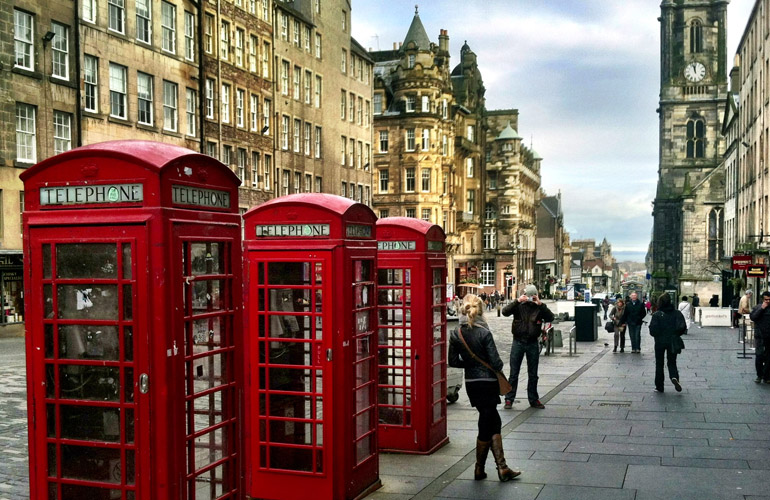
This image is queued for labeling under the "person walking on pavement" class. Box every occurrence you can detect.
[448,294,521,482]
[749,291,770,384]
[621,291,647,353]
[678,296,692,332]
[709,294,719,307]
[501,284,554,410]
[649,292,686,393]
[691,293,700,323]
[609,298,626,353]
[739,289,753,317]
[602,296,610,320]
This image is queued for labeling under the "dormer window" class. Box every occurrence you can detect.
[408,54,415,68]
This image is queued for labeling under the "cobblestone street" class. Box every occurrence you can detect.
[0,337,29,500]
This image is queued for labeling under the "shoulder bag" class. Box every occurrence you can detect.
[457,328,512,396]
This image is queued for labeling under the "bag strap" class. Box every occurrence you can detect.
[457,326,498,374]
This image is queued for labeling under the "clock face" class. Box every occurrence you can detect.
[684,62,706,82]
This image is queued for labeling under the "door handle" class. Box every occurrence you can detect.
[139,373,150,394]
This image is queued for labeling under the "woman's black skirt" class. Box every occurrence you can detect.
[465,380,500,407]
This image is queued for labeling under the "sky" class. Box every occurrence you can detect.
[352,0,756,262]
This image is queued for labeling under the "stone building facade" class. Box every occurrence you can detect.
[273,0,373,206]
[651,0,728,296]
[536,193,565,297]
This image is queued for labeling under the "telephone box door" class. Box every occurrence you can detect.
[27,225,150,500]
[248,252,333,498]
[173,224,242,500]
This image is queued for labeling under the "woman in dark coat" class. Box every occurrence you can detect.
[449,294,520,482]
[649,293,687,392]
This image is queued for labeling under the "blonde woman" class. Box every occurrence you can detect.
[609,299,626,353]
[448,294,520,482]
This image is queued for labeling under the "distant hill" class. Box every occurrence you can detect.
[613,250,646,264]
[618,261,647,273]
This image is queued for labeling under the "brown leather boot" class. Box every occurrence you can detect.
[490,434,521,482]
[474,439,491,480]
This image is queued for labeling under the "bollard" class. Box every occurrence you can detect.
[497,304,501,317]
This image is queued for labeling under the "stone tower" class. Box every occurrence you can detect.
[651,0,728,292]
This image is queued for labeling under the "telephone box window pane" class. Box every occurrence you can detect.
[59,325,119,360]
[268,288,312,313]
[191,390,224,433]
[192,317,222,349]
[314,290,323,312]
[268,262,311,285]
[57,285,119,320]
[43,244,52,278]
[190,242,224,276]
[60,405,121,442]
[47,403,56,436]
[269,422,312,445]
[378,268,403,285]
[48,482,57,499]
[269,447,313,472]
[314,262,323,284]
[258,262,265,284]
[122,243,132,279]
[433,268,442,285]
[355,386,371,411]
[125,367,134,402]
[126,449,135,484]
[192,279,224,311]
[191,353,228,393]
[268,393,311,417]
[61,484,122,499]
[60,445,122,483]
[124,326,133,361]
[56,244,118,279]
[355,434,373,464]
[126,408,135,443]
[48,443,57,476]
[192,428,225,470]
[405,269,411,285]
[267,367,311,392]
[193,464,225,498]
[123,285,133,320]
[354,285,371,308]
[44,285,53,317]
[269,341,311,365]
[59,365,120,401]
[45,324,54,358]
[315,316,323,340]
[354,260,372,282]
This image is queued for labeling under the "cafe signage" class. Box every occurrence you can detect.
[732,255,753,270]
[746,264,767,277]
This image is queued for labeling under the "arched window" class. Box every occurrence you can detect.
[485,203,497,220]
[708,207,723,261]
[690,20,703,53]
[686,118,705,158]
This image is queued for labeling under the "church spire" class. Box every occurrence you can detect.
[401,5,431,52]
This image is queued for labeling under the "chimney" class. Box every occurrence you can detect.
[439,29,449,53]
[399,42,402,48]
[393,42,397,50]
[730,65,740,95]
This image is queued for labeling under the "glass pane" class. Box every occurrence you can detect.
[125,367,134,403]
[190,390,225,434]
[268,288,312,313]
[56,244,118,279]
[44,285,53,318]
[405,269,411,285]
[60,445,122,483]
[192,316,222,348]
[122,243,132,279]
[60,405,121,442]
[268,341,311,366]
[268,262,311,285]
[192,427,225,470]
[269,446,313,472]
[193,463,226,498]
[190,353,228,394]
[123,285,133,320]
[354,285,371,308]
[57,285,119,320]
[126,408,135,443]
[48,443,57,476]
[59,365,120,401]
[355,386,371,411]
[433,268,442,285]
[126,449,135,484]
[43,244,52,279]
[59,325,119,361]
[355,311,370,334]
[47,403,56,437]
[268,393,311,418]
[354,260,372,282]
[268,367,312,392]
[192,279,224,312]
[124,326,133,361]
[269,421,312,444]
[314,262,323,284]
[45,324,54,358]
[315,316,323,340]
[61,484,122,500]
[191,242,224,276]
[355,434,373,464]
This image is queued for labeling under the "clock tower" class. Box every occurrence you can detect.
[651,0,728,292]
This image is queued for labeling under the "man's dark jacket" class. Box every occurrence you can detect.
[501,300,554,343]
[749,304,770,341]
[649,303,686,343]
[621,299,647,326]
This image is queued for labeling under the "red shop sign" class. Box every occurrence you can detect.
[732,255,753,270]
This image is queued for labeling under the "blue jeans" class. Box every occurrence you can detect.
[506,339,540,404]
[628,323,642,351]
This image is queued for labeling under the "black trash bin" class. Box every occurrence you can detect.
[574,304,598,341]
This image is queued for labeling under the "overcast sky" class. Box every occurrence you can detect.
[352,0,756,261]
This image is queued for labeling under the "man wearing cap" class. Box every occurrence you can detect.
[501,284,554,410]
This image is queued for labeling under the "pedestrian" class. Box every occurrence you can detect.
[501,284,554,410]
[649,292,686,393]
[678,296,692,332]
[609,298,626,353]
[448,294,521,482]
[731,294,741,328]
[739,289,753,316]
[620,291,647,353]
[749,291,770,384]
[602,296,610,320]
[644,298,652,314]
[709,294,719,307]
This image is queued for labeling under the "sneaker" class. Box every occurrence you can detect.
[755,377,762,383]
[672,378,682,392]
[620,348,624,353]
[503,400,513,410]
[530,400,545,409]
[653,388,663,393]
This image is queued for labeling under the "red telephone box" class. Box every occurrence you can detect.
[242,194,380,500]
[375,218,448,454]
[22,140,243,500]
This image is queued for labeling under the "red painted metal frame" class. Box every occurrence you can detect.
[375,218,448,454]
[243,194,381,500]
[22,140,243,500]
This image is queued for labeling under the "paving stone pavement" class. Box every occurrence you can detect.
[3,304,770,499]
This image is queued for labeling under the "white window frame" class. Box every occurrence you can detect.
[136,0,151,43]
[467,189,475,214]
[108,0,125,34]
[221,83,230,123]
[421,129,429,150]
[186,88,197,137]
[466,157,474,177]
[315,33,321,58]
[264,155,272,191]
[250,94,259,131]
[405,168,415,192]
[421,168,430,192]
[281,115,289,150]
[373,94,382,115]
[109,63,128,119]
[304,70,311,104]
[161,1,176,53]
[293,118,301,152]
[263,99,271,134]
[341,49,347,73]
[421,209,431,222]
[483,228,497,250]
[82,0,97,23]
[379,130,388,153]
[220,20,230,60]
[14,10,34,71]
[421,95,429,112]
[249,35,258,72]
[293,65,301,100]
[84,55,98,113]
[205,78,215,118]
[304,122,311,156]
[406,96,415,113]
[15,103,36,163]
[53,111,72,154]
[481,261,495,286]
[204,13,214,54]
[314,75,321,107]
[163,80,178,132]
[293,20,300,46]
[281,60,289,95]
[236,88,245,127]
[314,126,322,158]
[262,42,270,77]
[137,72,154,125]
[184,11,195,61]
[51,23,69,80]
[235,28,244,67]
[406,129,415,151]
